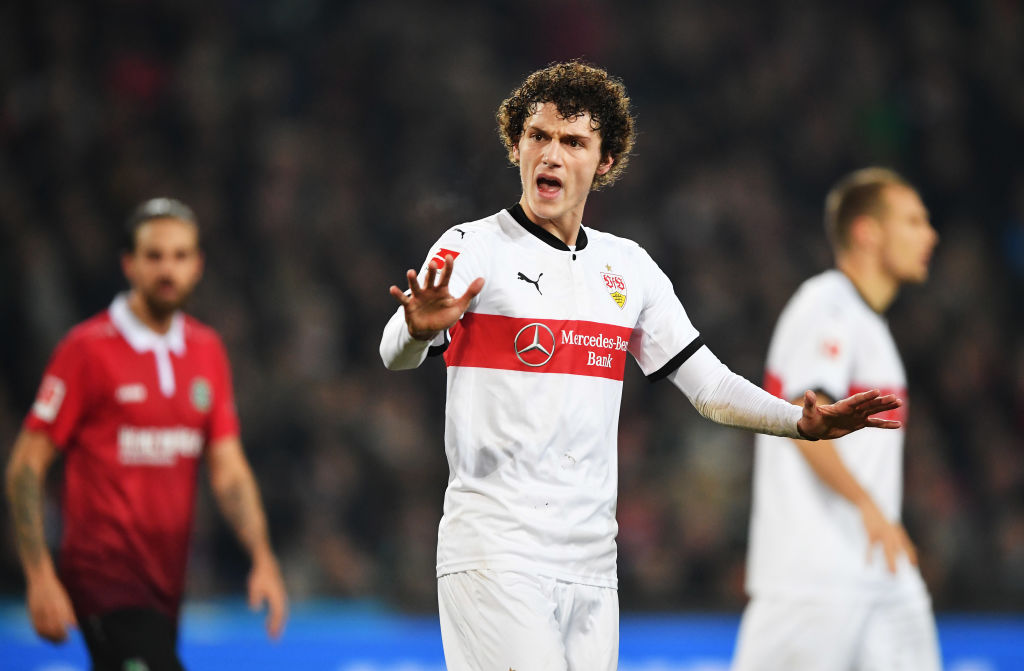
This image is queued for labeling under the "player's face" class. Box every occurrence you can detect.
[123,217,203,318]
[877,185,937,284]
[513,102,614,232]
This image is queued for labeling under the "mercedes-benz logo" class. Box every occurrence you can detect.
[514,323,556,367]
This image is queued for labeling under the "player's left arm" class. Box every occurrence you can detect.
[206,438,288,638]
[787,419,917,572]
[668,346,902,439]
[632,249,900,438]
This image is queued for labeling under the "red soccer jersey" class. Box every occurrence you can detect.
[24,295,239,619]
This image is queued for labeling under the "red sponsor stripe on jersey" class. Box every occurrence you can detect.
[444,313,633,380]
[849,385,908,424]
[763,371,784,399]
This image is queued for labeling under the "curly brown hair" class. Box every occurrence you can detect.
[497,61,635,190]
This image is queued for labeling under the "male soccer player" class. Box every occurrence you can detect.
[380,62,902,671]
[732,168,942,670]
[6,198,288,671]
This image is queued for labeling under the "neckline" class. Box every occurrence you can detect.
[508,203,588,252]
[109,293,186,355]
[831,269,885,316]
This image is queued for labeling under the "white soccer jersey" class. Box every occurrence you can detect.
[745,269,927,599]
[382,205,705,587]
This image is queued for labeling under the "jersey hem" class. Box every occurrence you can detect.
[747,578,930,602]
[437,558,618,589]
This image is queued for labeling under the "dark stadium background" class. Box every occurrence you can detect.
[1,0,1022,668]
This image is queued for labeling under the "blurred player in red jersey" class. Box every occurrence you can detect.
[732,168,941,670]
[5,198,288,671]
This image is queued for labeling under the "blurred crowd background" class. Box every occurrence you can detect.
[1,0,1022,614]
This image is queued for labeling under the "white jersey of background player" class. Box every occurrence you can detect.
[380,62,903,671]
[733,168,942,671]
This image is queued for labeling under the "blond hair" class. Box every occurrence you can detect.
[824,167,912,251]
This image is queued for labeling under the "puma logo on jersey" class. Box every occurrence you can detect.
[454,228,467,238]
[517,272,543,295]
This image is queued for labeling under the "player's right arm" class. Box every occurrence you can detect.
[380,232,485,370]
[788,393,917,573]
[5,429,78,642]
[767,285,914,572]
[389,256,485,341]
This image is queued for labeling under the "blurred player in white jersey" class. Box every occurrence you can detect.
[381,63,905,671]
[733,167,942,671]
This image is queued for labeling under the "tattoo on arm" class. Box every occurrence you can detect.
[8,464,48,567]
[217,476,269,555]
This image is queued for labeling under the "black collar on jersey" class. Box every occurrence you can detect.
[508,203,589,251]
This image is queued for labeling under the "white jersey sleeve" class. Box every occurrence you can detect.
[380,226,487,370]
[669,347,803,438]
[628,247,802,438]
[766,278,854,402]
[627,246,703,377]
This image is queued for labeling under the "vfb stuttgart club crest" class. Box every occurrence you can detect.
[601,267,627,309]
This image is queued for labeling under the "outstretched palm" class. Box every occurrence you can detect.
[797,389,903,440]
[388,255,485,341]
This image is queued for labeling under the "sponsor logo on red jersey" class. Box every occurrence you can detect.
[118,426,204,465]
[446,314,632,380]
[115,383,148,404]
[514,323,555,366]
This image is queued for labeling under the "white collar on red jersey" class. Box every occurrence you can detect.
[109,293,185,397]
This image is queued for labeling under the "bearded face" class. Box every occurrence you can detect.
[123,218,204,320]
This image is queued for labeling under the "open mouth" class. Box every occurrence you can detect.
[536,175,562,196]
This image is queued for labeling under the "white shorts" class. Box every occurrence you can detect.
[731,592,942,671]
[438,570,619,671]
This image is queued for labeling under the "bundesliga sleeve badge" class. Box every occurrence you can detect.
[32,375,66,422]
[601,265,627,309]
[431,248,461,268]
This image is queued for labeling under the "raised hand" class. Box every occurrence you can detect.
[388,255,485,341]
[796,389,902,441]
